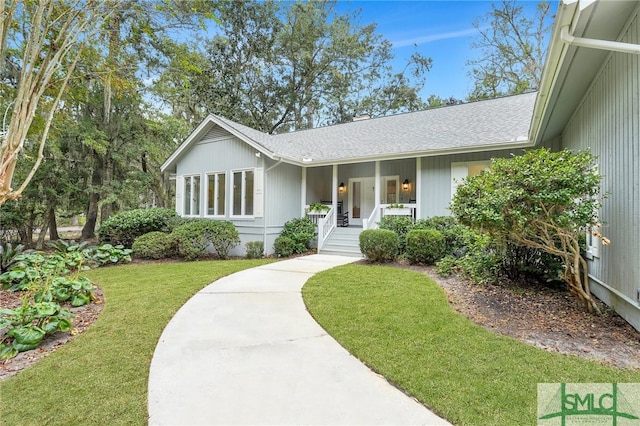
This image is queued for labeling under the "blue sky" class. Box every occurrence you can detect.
[333,1,555,100]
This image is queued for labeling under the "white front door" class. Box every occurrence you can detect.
[348,177,375,226]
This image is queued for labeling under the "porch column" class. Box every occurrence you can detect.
[416,157,421,219]
[332,164,338,227]
[301,167,307,217]
[375,161,380,204]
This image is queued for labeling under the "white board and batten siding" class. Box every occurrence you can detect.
[174,126,304,255]
[559,10,640,329]
[419,148,530,218]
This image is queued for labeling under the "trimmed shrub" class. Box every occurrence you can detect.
[359,229,398,263]
[171,222,209,261]
[274,236,296,257]
[406,229,446,265]
[413,216,469,257]
[169,219,240,260]
[209,221,240,259]
[279,217,317,254]
[378,215,415,254]
[98,208,177,247]
[132,232,175,259]
[245,241,264,259]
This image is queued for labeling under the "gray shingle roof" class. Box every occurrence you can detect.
[214,92,536,165]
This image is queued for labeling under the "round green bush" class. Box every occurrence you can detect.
[359,229,398,263]
[378,215,415,254]
[406,229,446,265]
[414,216,469,257]
[132,232,175,260]
[274,236,296,257]
[170,219,240,260]
[280,217,317,254]
[171,222,210,261]
[98,208,177,247]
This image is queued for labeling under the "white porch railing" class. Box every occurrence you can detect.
[381,203,417,219]
[364,203,417,230]
[306,206,335,250]
[363,203,381,230]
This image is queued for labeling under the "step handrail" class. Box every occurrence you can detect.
[316,207,335,250]
[363,203,381,230]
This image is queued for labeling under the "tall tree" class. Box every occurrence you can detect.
[0,0,117,206]
[466,0,551,100]
[188,0,431,133]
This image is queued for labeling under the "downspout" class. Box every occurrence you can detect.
[263,157,283,256]
[560,26,640,55]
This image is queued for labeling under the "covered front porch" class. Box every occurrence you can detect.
[301,158,421,252]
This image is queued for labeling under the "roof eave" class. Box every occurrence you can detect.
[530,0,581,146]
[295,140,535,167]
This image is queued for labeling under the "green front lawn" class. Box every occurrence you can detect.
[303,264,640,426]
[0,259,273,426]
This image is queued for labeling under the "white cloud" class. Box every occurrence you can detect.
[391,27,481,48]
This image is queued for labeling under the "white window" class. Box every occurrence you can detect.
[231,168,263,217]
[206,172,226,216]
[585,226,600,259]
[451,161,491,199]
[183,175,201,216]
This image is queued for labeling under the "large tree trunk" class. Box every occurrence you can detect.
[35,219,49,250]
[48,205,59,241]
[82,192,100,240]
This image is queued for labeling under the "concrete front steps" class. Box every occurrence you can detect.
[319,226,363,257]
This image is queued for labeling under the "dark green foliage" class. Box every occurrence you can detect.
[132,232,176,260]
[206,221,240,260]
[170,219,240,260]
[0,243,27,274]
[97,208,178,247]
[446,232,501,284]
[171,222,210,261]
[279,217,317,254]
[414,216,469,257]
[359,229,398,263]
[245,241,264,259]
[499,243,563,283]
[274,236,296,257]
[85,244,132,266]
[405,229,446,265]
[451,149,605,311]
[0,301,73,359]
[378,216,415,253]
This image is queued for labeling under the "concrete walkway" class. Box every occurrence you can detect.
[148,254,450,425]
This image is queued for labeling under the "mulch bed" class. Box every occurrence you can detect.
[410,265,640,369]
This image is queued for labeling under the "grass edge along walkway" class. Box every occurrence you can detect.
[0,259,274,426]
[302,263,640,426]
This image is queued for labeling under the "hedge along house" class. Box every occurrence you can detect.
[161,0,639,331]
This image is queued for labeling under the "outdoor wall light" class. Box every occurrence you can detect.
[402,179,410,191]
[339,182,345,193]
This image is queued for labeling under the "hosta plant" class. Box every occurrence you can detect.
[0,300,73,360]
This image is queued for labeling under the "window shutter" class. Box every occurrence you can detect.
[175,175,184,216]
[253,167,264,218]
[450,163,468,200]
